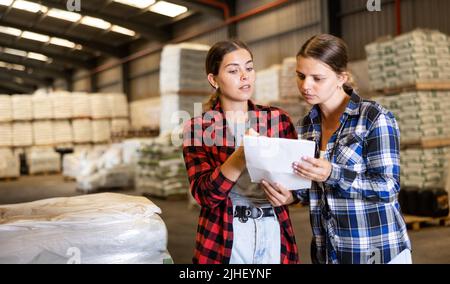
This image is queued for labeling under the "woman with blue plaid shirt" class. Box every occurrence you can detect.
[261,34,411,264]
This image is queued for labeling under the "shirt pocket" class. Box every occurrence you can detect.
[334,133,364,165]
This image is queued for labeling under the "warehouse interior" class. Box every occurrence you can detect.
[0,0,450,264]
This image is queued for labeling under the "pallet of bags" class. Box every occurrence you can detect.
[27,147,60,175]
[72,119,92,143]
[76,144,134,193]
[71,93,91,118]
[90,94,111,119]
[0,148,20,179]
[279,57,299,100]
[32,94,53,120]
[110,118,130,134]
[107,94,129,118]
[159,93,205,134]
[53,120,72,144]
[0,193,173,264]
[254,65,281,104]
[11,95,32,121]
[135,133,189,199]
[52,91,72,119]
[33,120,54,146]
[91,119,110,143]
[160,43,211,93]
[12,122,32,147]
[0,123,12,147]
[0,95,12,122]
[129,97,161,130]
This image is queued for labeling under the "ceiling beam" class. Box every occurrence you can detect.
[34,0,169,41]
[0,40,94,69]
[0,54,68,79]
[0,67,52,86]
[0,19,127,57]
[0,72,40,88]
[0,53,65,72]
[0,80,35,94]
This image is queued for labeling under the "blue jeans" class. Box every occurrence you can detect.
[229,206,281,264]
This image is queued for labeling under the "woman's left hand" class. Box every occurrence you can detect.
[292,156,332,182]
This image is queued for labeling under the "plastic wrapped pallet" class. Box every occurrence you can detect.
[0,148,19,179]
[91,119,110,143]
[0,193,172,264]
[11,95,32,121]
[110,118,129,133]
[160,43,211,93]
[52,92,72,119]
[72,119,92,143]
[76,144,134,193]
[129,97,161,129]
[122,138,154,165]
[108,94,128,118]
[12,122,32,147]
[160,93,205,134]
[254,65,281,104]
[0,95,12,122]
[32,94,53,120]
[0,123,12,147]
[135,133,189,198]
[33,120,54,146]
[27,147,60,175]
[71,93,90,118]
[53,120,72,144]
[90,94,111,119]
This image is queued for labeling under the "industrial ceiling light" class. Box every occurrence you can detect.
[113,0,155,9]
[149,1,187,18]
[21,31,50,42]
[27,52,48,62]
[0,26,22,37]
[0,61,26,71]
[13,0,48,13]
[80,16,112,30]
[47,8,82,22]
[49,37,77,49]
[0,0,13,6]
[111,25,136,36]
[3,48,28,57]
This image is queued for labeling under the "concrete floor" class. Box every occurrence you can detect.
[1,175,450,264]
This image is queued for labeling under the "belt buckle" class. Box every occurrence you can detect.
[255,207,264,220]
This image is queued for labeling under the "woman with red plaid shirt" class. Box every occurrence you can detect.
[182,40,299,264]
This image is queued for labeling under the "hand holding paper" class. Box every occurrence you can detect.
[243,136,316,189]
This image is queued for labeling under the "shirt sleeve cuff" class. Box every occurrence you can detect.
[210,167,236,193]
[325,162,341,186]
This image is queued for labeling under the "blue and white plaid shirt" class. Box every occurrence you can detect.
[295,91,411,264]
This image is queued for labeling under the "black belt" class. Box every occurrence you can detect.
[233,205,275,223]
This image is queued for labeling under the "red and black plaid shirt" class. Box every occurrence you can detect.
[182,99,299,264]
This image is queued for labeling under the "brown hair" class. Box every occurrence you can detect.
[203,40,253,110]
[297,34,355,92]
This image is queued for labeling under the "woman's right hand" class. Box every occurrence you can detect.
[261,180,295,207]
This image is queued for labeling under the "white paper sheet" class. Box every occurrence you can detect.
[243,136,316,190]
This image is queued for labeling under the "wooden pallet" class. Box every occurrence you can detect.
[401,137,450,149]
[377,80,450,95]
[29,171,60,176]
[63,176,76,182]
[0,176,18,182]
[404,214,450,231]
